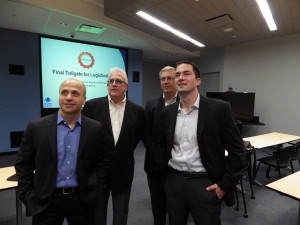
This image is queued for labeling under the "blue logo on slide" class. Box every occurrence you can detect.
[44,97,52,108]
[45,97,51,102]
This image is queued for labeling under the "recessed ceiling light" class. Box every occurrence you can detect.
[136,11,205,47]
[117,38,123,42]
[224,27,233,32]
[58,22,69,27]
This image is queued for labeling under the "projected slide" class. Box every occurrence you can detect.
[41,37,127,109]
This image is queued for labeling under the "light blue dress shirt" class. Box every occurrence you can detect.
[56,112,81,188]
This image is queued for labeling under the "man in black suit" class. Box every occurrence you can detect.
[144,66,178,225]
[82,67,145,225]
[157,60,245,225]
[15,78,109,225]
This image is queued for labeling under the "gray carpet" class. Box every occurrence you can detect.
[0,143,299,225]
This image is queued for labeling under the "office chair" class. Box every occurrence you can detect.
[289,141,300,166]
[235,142,255,218]
[256,145,299,179]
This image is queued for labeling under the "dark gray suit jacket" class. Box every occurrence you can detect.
[157,95,245,206]
[144,94,180,175]
[15,113,109,216]
[82,96,145,194]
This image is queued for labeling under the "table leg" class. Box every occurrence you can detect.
[297,201,300,225]
[247,152,255,199]
[16,187,22,225]
[252,148,257,182]
[251,148,263,186]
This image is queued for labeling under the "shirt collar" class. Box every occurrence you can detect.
[108,95,126,105]
[178,93,200,112]
[57,110,82,125]
[163,92,178,100]
[163,92,178,105]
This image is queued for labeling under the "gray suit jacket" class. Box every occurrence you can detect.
[144,94,180,175]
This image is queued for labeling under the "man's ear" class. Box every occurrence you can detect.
[197,78,202,86]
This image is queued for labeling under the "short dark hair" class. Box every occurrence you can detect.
[176,60,201,78]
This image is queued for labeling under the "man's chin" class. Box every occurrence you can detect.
[178,89,188,94]
[110,92,120,96]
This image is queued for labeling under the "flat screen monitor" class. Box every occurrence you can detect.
[206,92,255,122]
[40,36,127,116]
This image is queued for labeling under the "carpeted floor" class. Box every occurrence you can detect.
[0,142,299,225]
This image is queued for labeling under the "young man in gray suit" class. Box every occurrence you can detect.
[144,66,178,225]
[157,60,245,225]
[15,78,109,225]
[83,67,145,225]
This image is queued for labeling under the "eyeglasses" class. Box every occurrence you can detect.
[107,79,126,85]
[160,77,175,82]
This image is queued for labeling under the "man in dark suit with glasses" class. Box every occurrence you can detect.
[83,67,145,225]
[144,66,178,225]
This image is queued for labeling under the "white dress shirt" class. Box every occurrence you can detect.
[169,94,206,172]
[163,92,178,106]
[108,95,126,145]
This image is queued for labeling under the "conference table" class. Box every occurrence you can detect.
[243,132,300,183]
[266,171,300,225]
[0,166,22,225]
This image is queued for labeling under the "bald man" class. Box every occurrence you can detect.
[15,78,109,225]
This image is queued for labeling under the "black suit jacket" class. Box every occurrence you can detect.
[82,96,145,194]
[15,113,110,216]
[157,95,245,206]
[144,94,179,175]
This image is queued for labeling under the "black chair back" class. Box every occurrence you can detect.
[275,146,298,164]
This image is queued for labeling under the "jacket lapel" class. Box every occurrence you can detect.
[157,95,165,112]
[168,102,179,149]
[197,95,208,139]
[46,113,58,163]
[77,116,89,158]
[101,97,114,137]
[116,100,132,146]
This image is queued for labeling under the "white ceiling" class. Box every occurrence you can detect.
[1,0,300,63]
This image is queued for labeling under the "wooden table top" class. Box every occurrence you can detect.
[0,166,17,191]
[243,132,300,149]
[266,171,300,200]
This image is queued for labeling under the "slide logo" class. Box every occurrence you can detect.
[44,97,52,107]
[78,52,95,69]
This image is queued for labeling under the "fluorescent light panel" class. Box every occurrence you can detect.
[136,11,205,47]
[256,0,277,31]
[76,24,107,35]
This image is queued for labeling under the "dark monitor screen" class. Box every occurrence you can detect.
[206,92,255,122]
[10,131,24,148]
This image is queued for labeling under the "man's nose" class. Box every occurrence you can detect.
[177,74,184,79]
[66,93,73,99]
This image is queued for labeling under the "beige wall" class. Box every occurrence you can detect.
[142,33,300,137]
